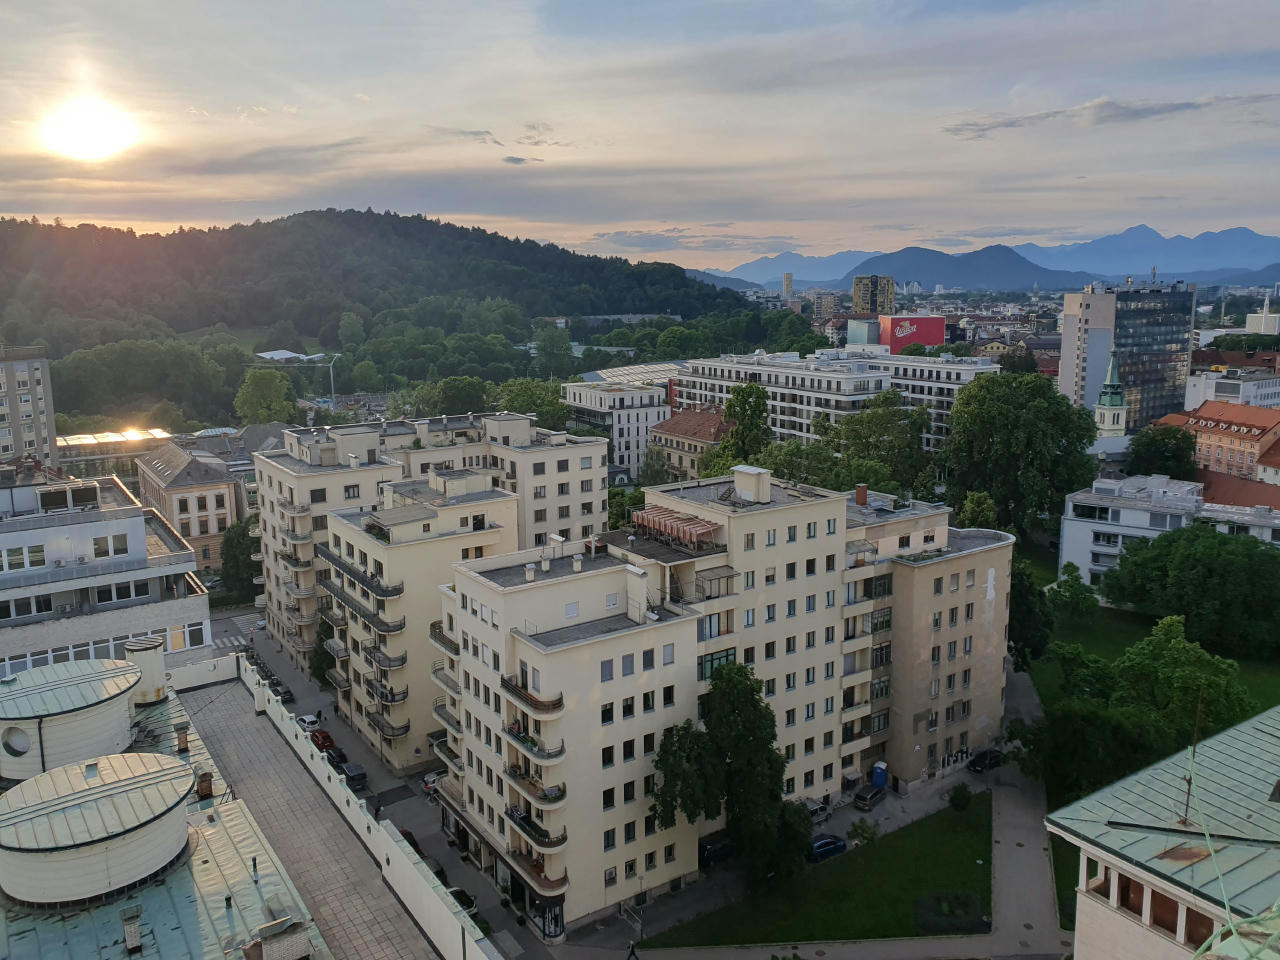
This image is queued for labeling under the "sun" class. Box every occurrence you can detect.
[41,96,139,162]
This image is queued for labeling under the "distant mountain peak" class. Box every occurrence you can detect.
[1013,225,1280,275]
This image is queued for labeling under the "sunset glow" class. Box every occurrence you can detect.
[41,96,138,162]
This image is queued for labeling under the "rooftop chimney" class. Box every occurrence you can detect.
[540,555,551,572]
[120,906,143,955]
[524,563,535,582]
[174,722,190,754]
[855,484,868,506]
[572,553,583,573]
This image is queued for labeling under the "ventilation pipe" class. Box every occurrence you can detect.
[524,563,535,583]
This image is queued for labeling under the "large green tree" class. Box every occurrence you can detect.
[940,373,1096,537]
[220,518,257,601]
[818,388,931,492]
[651,662,808,883]
[1046,561,1097,624]
[1124,425,1196,480]
[492,378,572,430]
[954,491,999,529]
[997,347,1039,373]
[1008,557,1054,670]
[720,383,773,465]
[234,369,296,423]
[435,376,492,415]
[1102,524,1280,658]
[636,444,670,487]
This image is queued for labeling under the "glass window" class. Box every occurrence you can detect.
[601,659,614,682]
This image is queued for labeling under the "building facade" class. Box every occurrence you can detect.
[1157,401,1280,480]
[429,466,1013,942]
[1185,368,1280,410]
[136,442,239,573]
[884,354,997,450]
[648,407,732,481]
[1059,281,1196,428]
[0,347,56,466]
[562,383,670,479]
[852,275,894,317]
[0,469,211,676]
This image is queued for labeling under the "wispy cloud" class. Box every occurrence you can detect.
[427,126,504,147]
[588,227,800,253]
[502,155,544,164]
[173,138,371,176]
[945,94,1280,139]
[515,121,573,148]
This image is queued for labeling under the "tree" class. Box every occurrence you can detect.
[940,373,1096,538]
[636,445,670,486]
[898,342,928,356]
[1125,425,1196,480]
[492,378,572,431]
[720,383,772,464]
[220,518,257,601]
[608,486,646,528]
[338,311,366,350]
[234,369,295,424]
[350,360,382,393]
[1046,561,1096,623]
[532,326,575,379]
[997,347,1039,373]
[1008,558,1053,670]
[820,389,931,491]
[435,376,491,415]
[651,663,806,883]
[954,491,999,529]
[1102,524,1280,658]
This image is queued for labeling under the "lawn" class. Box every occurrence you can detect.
[1017,542,1059,589]
[1048,834,1077,931]
[179,325,325,356]
[642,792,992,947]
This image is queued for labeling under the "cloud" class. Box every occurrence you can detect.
[502,156,544,164]
[515,121,573,148]
[353,93,371,102]
[426,126,504,146]
[235,105,270,121]
[587,227,800,253]
[944,94,1280,139]
[172,137,371,176]
[869,223,917,232]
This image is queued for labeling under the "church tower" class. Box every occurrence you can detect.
[1095,346,1127,438]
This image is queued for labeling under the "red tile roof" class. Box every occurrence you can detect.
[652,407,733,444]
[1181,401,1280,433]
[1195,469,1280,509]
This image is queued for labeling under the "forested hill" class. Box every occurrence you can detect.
[0,209,747,357]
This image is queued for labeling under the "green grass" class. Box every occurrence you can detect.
[1048,834,1078,931]
[642,793,992,947]
[178,325,324,355]
[1017,542,1059,589]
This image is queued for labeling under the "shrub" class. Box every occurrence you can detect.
[846,817,879,846]
[949,782,972,812]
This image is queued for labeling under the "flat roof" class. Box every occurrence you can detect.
[0,659,141,720]
[479,551,626,588]
[0,753,193,852]
[1048,704,1280,920]
[524,607,683,649]
[652,476,843,513]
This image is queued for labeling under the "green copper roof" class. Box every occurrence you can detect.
[1047,704,1280,921]
[1097,346,1126,408]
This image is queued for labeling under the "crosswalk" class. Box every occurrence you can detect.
[231,614,262,635]
[210,634,244,649]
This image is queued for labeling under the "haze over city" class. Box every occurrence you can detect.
[5,0,1280,264]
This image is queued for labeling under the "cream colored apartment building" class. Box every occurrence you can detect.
[135,442,239,574]
[253,414,607,668]
[429,466,1013,942]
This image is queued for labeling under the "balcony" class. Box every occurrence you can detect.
[324,636,349,661]
[431,659,460,694]
[253,574,266,586]
[278,498,310,516]
[286,607,317,627]
[315,543,404,599]
[432,735,464,771]
[694,565,738,601]
[283,579,315,599]
[248,524,261,538]
[842,665,872,687]
[503,723,565,763]
[841,699,873,721]
[365,645,408,670]
[280,553,312,571]
[254,594,267,608]
[319,579,405,634]
[366,678,409,705]
[368,713,411,740]
[288,632,315,653]
[506,806,568,852]
[433,697,461,734]
[283,528,313,544]
[505,765,567,810]
[500,676,564,717]
[507,847,569,895]
[325,667,351,691]
[250,551,263,563]
[430,620,460,656]
[319,605,347,628]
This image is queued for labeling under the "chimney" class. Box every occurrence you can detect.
[572,553,583,573]
[174,722,190,754]
[855,484,868,506]
[120,906,143,955]
[524,563,535,583]
[125,636,167,706]
[196,767,213,799]
[541,555,551,572]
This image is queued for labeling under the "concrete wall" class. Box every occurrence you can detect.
[1074,890,1188,960]
[0,694,136,781]
[165,653,244,691]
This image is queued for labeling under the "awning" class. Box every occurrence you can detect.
[631,506,722,541]
[696,564,738,580]
[846,539,875,553]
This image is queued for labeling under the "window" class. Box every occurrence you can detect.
[625,859,637,879]
[932,612,942,631]
[604,829,616,851]
[622,696,635,719]
[534,509,547,522]
[177,497,189,514]
[827,518,837,535]
[964,635,973,655]
[785,672,796,691]
[644,731,655,753]
[603,788,616,810]
[663,685,675,706]
[533,461,546,475]
[580,456,592,469]
[786,525,797,542]
[898,534,911,548]
[743,608,755,628]
[949,607,958,627]
[602,702,614,725]
[602,746,615,768]
[696,647,736,680]
[623,739,635,762]
[965,602,974,621]
[785,708,796,726]
[665,843,676,863]
[807,521,817,539]
[785,599,796,618]
[930,645,940,664]
[622,653,634,676]
[534,485,546,499]
[786,635,796,655]
[764,678,775,696]
[744,571,755,590]
[766,529,776,546]
[765,567,776,586]
[663,642,674,665]
[947,640,957,660]
[966,568,975,587]
[743,532,755,550]
[765,640,776,659]
[804,702,815,721]
[786,561,796,580]
[766,603,776,622]
[343,484,360,500]
[601,659,614,682]
[933,577,943,595]
[946,673,956,693]
[566,601,579,619]
[962,668,971,688]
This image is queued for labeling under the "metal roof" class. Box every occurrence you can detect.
[0,659,141,720]
[1047,704,1280,920]
[0,753,193,852]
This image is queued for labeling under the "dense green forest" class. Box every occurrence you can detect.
[0,210,827,425]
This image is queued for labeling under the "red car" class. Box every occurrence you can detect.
[310,730,336,752]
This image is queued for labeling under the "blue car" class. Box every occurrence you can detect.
[806,833,847,862]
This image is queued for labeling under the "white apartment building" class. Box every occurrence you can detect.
[562,382,670,479]
[0,347,57,465]
[1185,367,1280,410]
[254,414,608,671]
[0,466,211,676]
[1059,474,1280,585]
[429,466,1013,942]
[884,355,998,450]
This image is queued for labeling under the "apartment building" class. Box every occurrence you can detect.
[0,347,57,466]
[1060,474,1280,585]
[1047,704,1280,959]
[1185,368,1280,410]
[1059,281,1195,428]
[322,471,519,773]
[429,466,1013,941]
[884,355,997,450]
[562,382,670,479]
[0,466,210,676]
[648,406,732,480]
[254,414,608,667]
[136,441,239,573]
[851,275,894,317]
[1157,401,1280,480]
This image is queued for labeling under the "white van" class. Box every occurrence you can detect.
[804,797,831,826]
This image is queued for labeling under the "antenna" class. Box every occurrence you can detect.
[1180,686,1205,825]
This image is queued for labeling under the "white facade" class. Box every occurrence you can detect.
[562,383,670,479]
[884,355,997,450]
[1185,368,1280,410]
[1059,475,1280,585]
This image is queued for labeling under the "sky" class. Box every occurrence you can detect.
[4,0,1280,269]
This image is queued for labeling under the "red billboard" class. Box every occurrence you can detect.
[879,315,946,353]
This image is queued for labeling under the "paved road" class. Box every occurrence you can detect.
[180,682,432,960]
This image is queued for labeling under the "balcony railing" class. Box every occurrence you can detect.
[505,765,567,808]
[432,735,464,771]
[319,578,406,634]
[286,607,317,627]
[503,723,565,761]
[429,620,460,656]
[324,637,349,661]
[432,659,460,694]
[365,645,408,670]
[278,498,310,515]
[368,713,411,739]
[280,552,312,571]
[250,551,263,563]
[288,632,315,653]
[315,544,404,599]
[433,697,462,734]
[500,675,564,715]
[365,679,409,705]
[248,525,261,538]
[253,574,266,586]
[319,605,347,628]
[254,594,267,608]
[507,847,569,894]
[283,579,315,599]
[325,667,351,691]
[506,806,567,850]
[283,528,313,544]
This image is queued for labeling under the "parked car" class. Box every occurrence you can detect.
[275,686,295,704]
[852,783,886,811]
[340,762,367,792]
[698,831,735,869]
[806,833,848,862]
[296,714,320,732]
[422,770,446,795]
[323,747,348,770]
[310,730,335,751]
[400,829,425,858]
[423,855,448,886]
[804,797,831,826]
[255,619,266,630]
[202,577,223,592]
[967,748,1004,773]
[446,887,478,917]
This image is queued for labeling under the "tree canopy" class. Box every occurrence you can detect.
[815,388,932,493]
[720,383,773,465]
[1124,425,1196,480]
[234,369,296,423]
[491,378,572,431]
[220,519,257,601]
[1008,557,1053,670]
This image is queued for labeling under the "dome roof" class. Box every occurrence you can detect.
[0,659,141,720]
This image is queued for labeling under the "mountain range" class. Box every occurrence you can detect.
[705,249,878,286]
[1012,225,1280,275]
